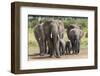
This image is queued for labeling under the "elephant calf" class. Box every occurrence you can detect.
[59,39,65,56]
[65,40,72,55]
[59,39,72,55]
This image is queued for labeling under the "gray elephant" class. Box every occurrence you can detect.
[59,39,72,55]
[67,24,83,54]
[43,20,65,58]
[65,40,72,55]
[34,22,46,56]
[59,39,65,56]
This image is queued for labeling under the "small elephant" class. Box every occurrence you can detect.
[65,40,72,55]
[59,39,65,56]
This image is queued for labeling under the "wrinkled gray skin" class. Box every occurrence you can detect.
[43,20,64,58]
[65,40,72,55]
[34,20,64,57]
[34,23,46,56]
[67,24,83,54]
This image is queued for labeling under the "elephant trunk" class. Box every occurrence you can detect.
[53,35,60,58]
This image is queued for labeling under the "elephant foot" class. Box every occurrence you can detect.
[49,55,60,58]
[76,52,80,55]
[40,53,44,56]
[65,53,68,55]
[49,55,53,58]
[74,53,78,55]
[70,51,74,55]
[65,52,70,55]
[74,52,79,55]
[71,52,74,55]
[54,54,61,58]
[49,54,53,58]
[55,56,61,58]
[77,50,80,54]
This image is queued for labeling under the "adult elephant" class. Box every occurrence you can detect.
[34,22,46,56]
[43,20,65,58]
[67,24,83,54]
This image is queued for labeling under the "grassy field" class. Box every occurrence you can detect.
[28,28,88,55]
[28,28,39,55]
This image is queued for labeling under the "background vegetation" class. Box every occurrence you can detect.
[28,15,88,55]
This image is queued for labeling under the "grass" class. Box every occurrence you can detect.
[80,33,88,48]
[28,28,88,55]
[28,28,39,55]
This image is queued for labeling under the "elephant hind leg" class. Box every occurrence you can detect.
[39,42,45,56]
[77,40,80,54]
[71,41,75,54]
[55,52,60,58]
[40,50,44,56]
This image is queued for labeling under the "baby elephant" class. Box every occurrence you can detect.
[59,39,66,56]
[65,40,72,55]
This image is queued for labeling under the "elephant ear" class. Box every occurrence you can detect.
[80,30,84,39]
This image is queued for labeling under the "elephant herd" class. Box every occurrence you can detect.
[34,20,83,58]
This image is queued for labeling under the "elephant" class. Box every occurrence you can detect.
[59,39,72,55]
[43,20,65,58]
[59,39,65,56]
[65,40,72,55]
[67,24,84,54]
[34,22,46,56]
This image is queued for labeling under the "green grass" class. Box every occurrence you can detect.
[28,28,39,55]
[80,33,88,48]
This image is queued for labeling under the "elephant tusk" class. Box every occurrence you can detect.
[57,34,60,40]
[57,34,59,38]
[50,33,53,38]
[39,37,41,41]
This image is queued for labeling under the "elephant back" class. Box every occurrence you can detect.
[68,27,83,40]
[67,24,83,40]
[34,23,45,41]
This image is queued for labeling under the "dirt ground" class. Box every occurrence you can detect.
[28,48,88,60]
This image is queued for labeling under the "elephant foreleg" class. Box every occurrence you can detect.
[74,39,80,54]
[54,42,60,58]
